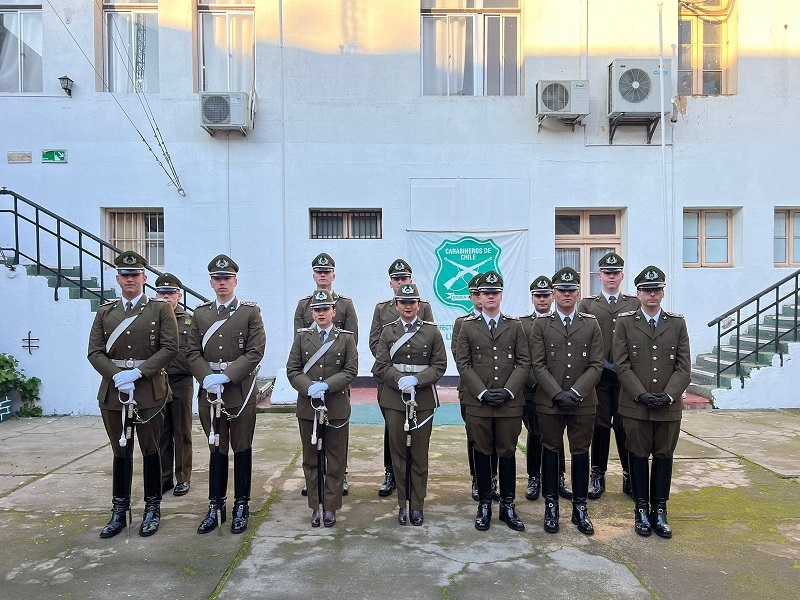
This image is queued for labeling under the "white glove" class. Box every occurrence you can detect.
[307,382,329,398]
[397,376,419,392]
[113,368,141,388]
[202,374,230,390]
[117,382,135,396]
[207,384,224,398]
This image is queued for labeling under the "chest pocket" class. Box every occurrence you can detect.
[664,345,677,366]
[630,344,644,364]
[547,342,562,362]
[179,329,190,351]
[470,342,485,364]
[574,341,590,366]
[232,331,245,351]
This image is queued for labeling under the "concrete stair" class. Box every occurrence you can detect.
[23,265,116,311]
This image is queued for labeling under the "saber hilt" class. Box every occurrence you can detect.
[208,389,223,446]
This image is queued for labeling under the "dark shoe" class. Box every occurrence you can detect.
[100,499,128,539]
[634,502,652,537]
[162,481,174,494]
[571,502,594,535]
[471,478,479,501]
[197,500,226,534]
[342,477,349,496]
[173,482,190,496]
[378,468,396,497]
[475,501,492,531]
[587,469,605,500]
[525,475,540,501]
[398,508,408,526]
[231,500,249,534]
[323,510,336,527]
[651,504,672,538]
[311,510,321,527]
[499,499,525,531]
[622,472,632,497]
[558,474,573,500]
[139,502,161,537]
[543,496,559,533]
[490,477,501,502]
[410,509,424,526]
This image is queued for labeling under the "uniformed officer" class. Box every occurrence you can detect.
[613,266,690,538]
[530,267,603,535]
[295,253,358,496]
[155,273,194,497]
[187,255,266,535]
[456,271,531,532]
[521,275,572,502]
[369,259,434,498]
[453,274,499,502]
[373,283,447,526]
[578,252,641,500]
[88,251,178,538]
[287,290,358,528]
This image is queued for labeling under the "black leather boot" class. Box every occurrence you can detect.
[473,451,492,531]
[629,454,651,536]
[615,429,632,496]
[198,453,228,534]
[570,452,594,535]
[498,456,524,531]
[542,448,560,533]
[525,474,540,501]
[378,467,396,497]
[490,452,500,501]
[100,456,129,538]
[650,457,673,538]
[558,452,573,499]
[588,427,610,499]
[139,452,162,537]
[231,449,252,534]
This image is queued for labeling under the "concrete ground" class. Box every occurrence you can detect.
[1,404,799,600]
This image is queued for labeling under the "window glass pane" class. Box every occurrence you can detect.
[200,13,229,91]
[449,16,473,95]
[678,19,692,45]
[775,239,787,264]
[314,214,343,239]
[683,238,699,263]
[485,16,500,96]
[228,12,254,92]
[703,21,721,45]
[589,214,616,235]
[677,71,693,95]
[105,1,158,3]
[589,247,613,294]
[774,211,787,237]
[705,211,728,237]
[555,215,580,235]
[555,248,579,272]
[701,71,721,95]
[422,0,519,7]
[0,12,22,92]
[705,238,728,263]
[351,213,378,239]
[703,47,720,70]
[793,212,800,233]
[422,16,447,95]
[678,46,692,71]
[199,0,248,3]
[502,16,517,96]
[106,11,159,93]
[20,12,42,92]
[793,241,800,264]
[683,212,699,236]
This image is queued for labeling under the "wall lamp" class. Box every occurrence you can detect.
[58,75,73,97]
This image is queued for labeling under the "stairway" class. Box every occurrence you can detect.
[24,265,117,311]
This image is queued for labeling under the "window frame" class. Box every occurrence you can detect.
[554,210,622,297]
[678,0,735,96]
[682,208,733,267]
[309,209,383,240]
[105,208,165,269]
[197,2,255,93]
[102,1,160,93]
[420,1,520,97]
[774,209,800,267]
[0,7,43,93]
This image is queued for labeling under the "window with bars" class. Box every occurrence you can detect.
[106,209,164,268]
[310,210,382,240]
[0,8,43,93]
[678,0,737,96]
[555,210,621,296]
[683,209,733,267]
[774,210,800,267]
[103,1,159,93]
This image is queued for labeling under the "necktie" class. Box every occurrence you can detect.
[489,318,496,337]
[649,318,657,333]
[406,323,414,333]
[319,330,326,344]
[218,305,225,316]
[564,316,571,332]
[125,301,133,315]
[609,296,617,311]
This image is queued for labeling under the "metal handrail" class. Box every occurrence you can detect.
[706,269,800,388]
[0,189,209,310]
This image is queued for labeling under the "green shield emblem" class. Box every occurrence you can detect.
[434,236,501,311]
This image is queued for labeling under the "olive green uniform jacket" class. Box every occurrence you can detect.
[578,293,641,364]
[294,292,359,343]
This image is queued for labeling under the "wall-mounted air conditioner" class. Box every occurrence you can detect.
[199,92,253,135]
[536,80,590,119]
[607,59,671,117]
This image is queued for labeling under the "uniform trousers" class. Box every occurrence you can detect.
[298,417,349,511]
[465,414,522,458]
[596,369,624,432]
[102,405,164,458]
[623,418,681,459]
[538,412,594,455]
[161,375,194,484]
[386,408,434,510]
[199,401,256,454]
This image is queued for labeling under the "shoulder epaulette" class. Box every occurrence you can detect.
[101,298,118,307]
[422,320,437,326]
[618,310,637,318]
[500,314,519,321]
[240,300,258,307]
[335,294,352,300]
[536,311,553,318]
[196,300,214,308]
[578,312,596,319]
[664,311,684,319]
[382,318,401,329]
[621,293,633,299]
[299,295,312,301]
[420,299,432,305]
[296,327,312,333]
[337,329,355,335]
[464,314,481,321]
[377,299,393,306]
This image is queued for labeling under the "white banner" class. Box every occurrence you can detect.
[408,230,529,375]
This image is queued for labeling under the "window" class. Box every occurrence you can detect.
[555,211,621,296]
[310,210,382,240]
[103,1,159,93]
[421,0,519,96]
[678,0,737,95]
[683,209,732,267]
[106,209,164,268]
[0,8,42,93]
[774,210,800,266]
[198,1,254,92]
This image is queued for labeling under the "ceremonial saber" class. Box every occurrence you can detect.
[118,390,136,539]
[311,392,326,521]
[404,387,417,524]
[208,389,224,536]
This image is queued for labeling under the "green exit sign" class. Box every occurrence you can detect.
[42,149,67,163]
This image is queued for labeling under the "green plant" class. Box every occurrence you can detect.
[0,353,42,418]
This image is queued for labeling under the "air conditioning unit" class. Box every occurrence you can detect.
[199,92,253,134]
[607,59,671,117]
[536,80,590,118]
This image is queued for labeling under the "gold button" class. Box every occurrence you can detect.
[219,346,223,350]
[494,366,499,370]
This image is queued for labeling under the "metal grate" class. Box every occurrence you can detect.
[202,95,231,124]
[310,210,382,239]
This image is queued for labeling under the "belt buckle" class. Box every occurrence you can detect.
[124,358,135,368]
[218,361,229,370]
[404,365,412,373]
